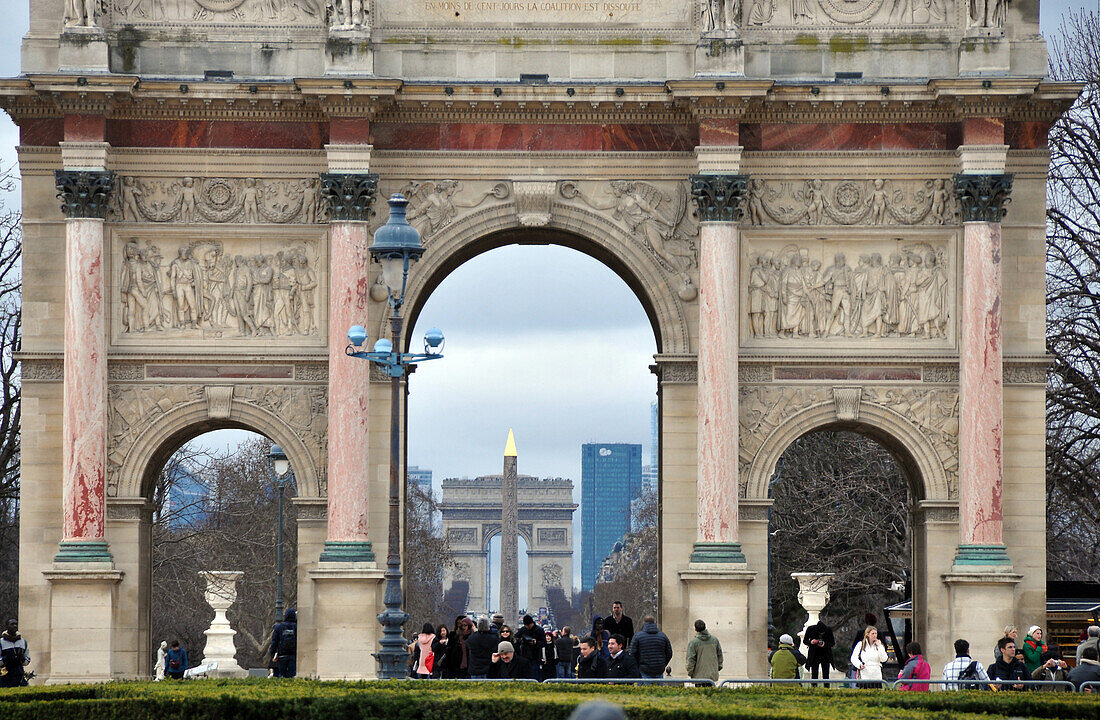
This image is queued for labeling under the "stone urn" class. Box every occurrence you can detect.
[199,570,248,678]
[791,572,834,646]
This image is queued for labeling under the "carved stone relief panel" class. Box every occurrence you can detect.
[392,180,510,244]
[746,179,956,228]
[742,0,956,29]
[107,382,328,497]
[741,234,955,348]
[111,234,324,345]
[541,562,564,589]
[447,527,478,545]
[537,528,568,545]
[107,0,326,26]
[738,384,958,497]
[560,179,700,299]
[110,176,325,225]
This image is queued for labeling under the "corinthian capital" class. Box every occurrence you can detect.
[690,173,749,222]
[54,170,115,219]
[319,172,380,222]
[953,173,1013,223]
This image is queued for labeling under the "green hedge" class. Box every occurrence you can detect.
[2,680,1099,720]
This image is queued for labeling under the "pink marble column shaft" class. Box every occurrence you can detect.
[959,220,1003,546]
[697,221,739,544]
[326,221,373,543]
[62,218,108,542]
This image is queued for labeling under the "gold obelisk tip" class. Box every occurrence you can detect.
[504,428,517,457]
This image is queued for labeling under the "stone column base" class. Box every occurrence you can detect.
[326,31,374,75]
[679,564,756,678]
[942,567,1022,663]
[695,36,745,76]
[58,28,110,72]
[309,563,385,680]
[43,563,123,684]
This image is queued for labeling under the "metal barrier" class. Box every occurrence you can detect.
[890,678,1078,692]
[410,677,539,682]
[543,677,716,686]
[720,678,889,689]
[1079,681,1100,693]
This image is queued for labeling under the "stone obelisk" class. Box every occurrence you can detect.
[501,429,519,625]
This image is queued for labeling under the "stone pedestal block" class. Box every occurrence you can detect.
[679,565,755,678]
[58,29,109,72]
[959,36,1010,75]
[695,37,744,76]
[309,563,385,680]
[943,569,1021,661]
[326,32,374,75]
[43,564,123,684]
[199,571,248,678]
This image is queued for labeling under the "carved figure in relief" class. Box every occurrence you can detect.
[272,253,295,336]
[542,563,564,589]
[968,0,1004,29]
[300,179,318,224]
[609,180,696,287]
[748,254,767,338]
[120,242,148,333]
[763,253,780,337]
[242,179,260,224]
[65,0,99,27]
[930,180,950,224]
[251,256,275,335]
[867,179,889,225]
[169,247,203,328]
[791,0,816,23]
[180,178,197,223]
[121,177,143,222]
[405,180,459,236]
[203,250,230,328]
[806,180,825,224]
[883,252,902,332]
[329,0,367,28]
[778,254,808,338]
[229,255,258,335]
[702,0,726,32]
[859,254,888,337]
[748,0,775,23]
[296,256,317,334]
[822,253,854,337]
[806,259,826,337]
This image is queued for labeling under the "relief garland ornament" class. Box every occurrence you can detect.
[112,175,323,224]
[746,178,955,227]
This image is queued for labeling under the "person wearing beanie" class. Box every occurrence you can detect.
[769,633,807,680]
[467,617,497,679]
[514,614,547,679]
[488,639,536,679]
[1021,625,1048,675]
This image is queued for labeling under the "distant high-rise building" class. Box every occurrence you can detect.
[408,465,432,489]
[161,465,208,530]
[641,401,658,496]
[581,443,642,590]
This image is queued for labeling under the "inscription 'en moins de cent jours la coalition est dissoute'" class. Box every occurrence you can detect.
[403,0,658,24]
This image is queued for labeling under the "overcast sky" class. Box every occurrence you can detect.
[0,0,1090,606]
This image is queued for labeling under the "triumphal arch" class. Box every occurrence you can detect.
[2,0,1076,683]
[440,474,576,616]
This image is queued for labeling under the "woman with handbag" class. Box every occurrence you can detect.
[849,626,888,688]
[414,623,436,679]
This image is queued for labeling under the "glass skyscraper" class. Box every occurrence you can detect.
[581,442,643,590]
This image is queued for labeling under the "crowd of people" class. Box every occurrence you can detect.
[408,602,722,682]
[766,616,1100,692]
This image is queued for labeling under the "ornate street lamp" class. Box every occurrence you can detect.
[268,444,293,621]
[345,194,445,680]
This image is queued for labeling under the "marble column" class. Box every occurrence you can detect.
[953,173,1014,566]
[54,170,114,563]
[318,172,380,562]
[689,173,749,564]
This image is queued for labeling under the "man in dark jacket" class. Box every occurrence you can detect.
[164,640,188,680]
[269,608,298,678]
[803,620,835,682]
[577,636,607,679]
[467,617,497,679]
[488,640,536,680]
[514,615,547,679]
[555,627,578,678]
[629,616,673,679]
[0,619,30,687]
[603,602,635,645]
[606,634,640,679]
[1069,646,1100,690]
[988,637,1028,690]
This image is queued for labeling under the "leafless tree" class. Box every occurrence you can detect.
[769,430,909,656]
[151,435,296,671]
[0,166,20,624]
[404,483,454,634]
[588,491,658,629]
[1046,9,1100,582]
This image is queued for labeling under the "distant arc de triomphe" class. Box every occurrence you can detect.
[2,0,1077,683]
[439,474,576,617]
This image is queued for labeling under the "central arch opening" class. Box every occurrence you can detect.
[405,235,662,635]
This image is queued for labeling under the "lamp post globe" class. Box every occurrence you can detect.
[268,444,291,620]
[369,194,425,309]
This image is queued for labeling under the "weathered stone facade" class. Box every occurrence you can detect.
[1,0,1075,683]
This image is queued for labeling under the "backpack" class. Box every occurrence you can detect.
[277,626,297,655]
[958,660,985,690]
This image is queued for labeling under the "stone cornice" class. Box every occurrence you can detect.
[1,77,1080,127]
